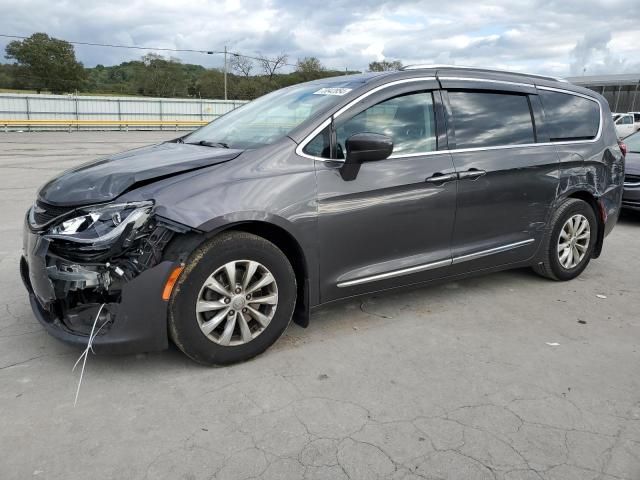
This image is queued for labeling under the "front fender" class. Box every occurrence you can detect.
[196,210,304,236]
[146,154,320,308]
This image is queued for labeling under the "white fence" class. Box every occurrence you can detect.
[0,93,248,131]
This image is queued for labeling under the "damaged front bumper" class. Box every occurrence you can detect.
[20,213,179,354]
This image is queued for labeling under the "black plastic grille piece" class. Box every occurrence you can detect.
[32,200,74,225]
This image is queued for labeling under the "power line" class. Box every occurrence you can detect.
[0,33,356,99]
[0,33,301,68]
[0,33,224,55]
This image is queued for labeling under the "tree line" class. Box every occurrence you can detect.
[0,33,403,100]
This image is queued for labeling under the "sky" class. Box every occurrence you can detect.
[0,0,639,77]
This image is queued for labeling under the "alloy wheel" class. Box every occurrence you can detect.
[557,214,590,269]
[195,260,278,346]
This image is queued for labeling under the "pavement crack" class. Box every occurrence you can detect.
[0,329,42,338]
[598,401,637,477]
[0,354,46,370]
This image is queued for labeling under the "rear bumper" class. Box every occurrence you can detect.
[622,183,640,211]
[622,200,640,211]
[20,239,176,355]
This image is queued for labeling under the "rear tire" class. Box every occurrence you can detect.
[169,231,296,365]
[532,198,597,281]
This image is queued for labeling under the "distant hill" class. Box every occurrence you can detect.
[0,57,359,100]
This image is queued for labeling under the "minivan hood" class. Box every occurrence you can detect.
[38,142,243,206]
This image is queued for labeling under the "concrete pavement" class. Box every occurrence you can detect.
[1,132,639,480]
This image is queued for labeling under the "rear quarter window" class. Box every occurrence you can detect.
[539,90,600,142]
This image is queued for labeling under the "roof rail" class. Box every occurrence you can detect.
[400,64,567,83]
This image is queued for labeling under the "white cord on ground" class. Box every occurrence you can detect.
[72,303,106,407]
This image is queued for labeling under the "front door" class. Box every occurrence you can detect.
[303,82,458,302]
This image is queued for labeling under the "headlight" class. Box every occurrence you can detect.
[45,201,153,247]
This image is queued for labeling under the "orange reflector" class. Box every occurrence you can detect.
[162,265,185,301]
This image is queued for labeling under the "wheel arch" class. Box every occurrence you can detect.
[163,218,312,327]
[565,190,605,258]
[228,221,310,327]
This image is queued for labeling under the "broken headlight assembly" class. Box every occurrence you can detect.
[46,201,154,248]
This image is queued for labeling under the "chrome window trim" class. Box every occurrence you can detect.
[536,85,603,144]
[295,76,436,162]
[536,85,599,102]
[443,82,603,147]
[388,150,448,159]
[331,77,436,119]
[387,142,554,158]
[624,181,640,187]
[296,78,604,163]
[446,143,544,154]
[337,238,535,288]
[296,117,332,161]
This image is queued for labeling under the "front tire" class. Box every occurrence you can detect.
[533,198,597,281]
[169,231,296,365]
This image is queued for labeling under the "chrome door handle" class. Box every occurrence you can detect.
[458,169,486,180]
[425,173,457,184]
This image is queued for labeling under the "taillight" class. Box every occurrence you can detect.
[618,140,627,157]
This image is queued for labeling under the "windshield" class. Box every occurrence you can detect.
[184,82,356,149]
[625,131,640,153]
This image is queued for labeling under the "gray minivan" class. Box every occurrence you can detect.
[21,66,625,365]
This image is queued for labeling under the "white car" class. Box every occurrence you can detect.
[628,112,640,131]
[614,113,635,138]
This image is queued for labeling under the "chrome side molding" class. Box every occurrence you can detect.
[337,258,452,288]
[337,238,535,288]
[451,239,535,264]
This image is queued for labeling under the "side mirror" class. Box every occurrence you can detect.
[346,133,394,163]
[341,133,393,181]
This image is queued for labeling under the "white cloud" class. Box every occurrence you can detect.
[0,0,639,76]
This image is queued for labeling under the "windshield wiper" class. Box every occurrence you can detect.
[186,140,230,148]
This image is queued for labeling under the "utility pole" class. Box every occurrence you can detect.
[224,45,228,101]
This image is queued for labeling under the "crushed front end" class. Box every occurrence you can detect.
[20,200,184,354]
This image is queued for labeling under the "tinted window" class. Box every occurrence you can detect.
[539,90,600,141]
[336,92,436,158]
[303,92,437,159]
[448,91,535,148]
[303,125,331,157]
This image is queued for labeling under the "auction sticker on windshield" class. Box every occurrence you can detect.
[313,87,352,96]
